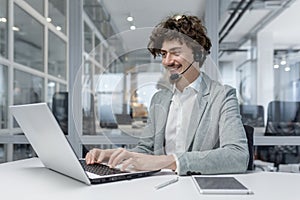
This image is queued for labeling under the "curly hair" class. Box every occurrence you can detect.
[147,14,212,59]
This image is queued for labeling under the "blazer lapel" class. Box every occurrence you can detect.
[185,74,210,151]
[154,89,173,155]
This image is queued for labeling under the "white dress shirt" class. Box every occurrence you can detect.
[165,74,202,155]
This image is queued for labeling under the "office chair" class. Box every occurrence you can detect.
[240,105,265,127]
[256,101,300,167]
[265,101,300,136]
[52,92,68,135]
[82,92,96,135]
[244,125,254,170]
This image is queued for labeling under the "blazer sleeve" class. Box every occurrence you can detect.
[129,92,161,155]
[175,87,249,175]
[129,118,155,155]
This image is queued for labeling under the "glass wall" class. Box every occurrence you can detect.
[48,30,67,79]
[14,4,44,71]
[48,0,67,34]
[13,69,44,106]
[218,0,300,170]
[0,64,8,129]
[0,0,68,162]
[24,0,44,15]
[0,0,8,58]
[274,51,300,101]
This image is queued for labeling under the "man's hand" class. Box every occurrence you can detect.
[107,148,177,171]
[85,148,177,171]
[85,148,116,165]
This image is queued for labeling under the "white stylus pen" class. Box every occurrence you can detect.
[155,177,179,190]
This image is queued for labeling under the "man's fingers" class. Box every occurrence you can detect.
[121,157,134,171]
[85,148,99,164]
[108,148,132,168]
[85,152,91,164]
[108,148,124,166]
[96,151,106,163]
[110,150,129,167]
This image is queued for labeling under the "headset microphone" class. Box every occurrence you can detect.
[169,61,195,81]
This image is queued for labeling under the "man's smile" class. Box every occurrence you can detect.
[166,64,183,74]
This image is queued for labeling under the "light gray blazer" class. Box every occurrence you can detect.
[131,73,249,175]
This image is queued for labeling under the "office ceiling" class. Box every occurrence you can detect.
[86,0,299,64]
[99,0,206,61]
[218,0,299,61]
[102,0,206,34]
[263,0,300,49]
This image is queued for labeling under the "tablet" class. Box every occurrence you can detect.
[192,176,253,195]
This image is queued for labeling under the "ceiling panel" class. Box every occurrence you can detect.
[262,0,300,49]
[223,9,271,43]
[101,0,206,52]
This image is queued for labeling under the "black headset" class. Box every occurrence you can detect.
[193,48,210,64]
[169,49,206,81]
[193,50,203,62]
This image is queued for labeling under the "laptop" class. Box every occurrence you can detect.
[9,103,160,185]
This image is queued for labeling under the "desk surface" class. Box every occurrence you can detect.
[1,158,300,200]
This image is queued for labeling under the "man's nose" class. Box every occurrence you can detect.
[162,53,174,66]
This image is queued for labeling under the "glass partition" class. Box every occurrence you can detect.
[0,144,5,163]
[0,64,8,129]
[24,0,44,15]
[14,4,44,71]
[84,22,93,53]
[0,0,8,58]
[13,144,35,161]
[48,30,67,80]
[13,69,44,128]
[13,69,44,105]
[48,0,67,34]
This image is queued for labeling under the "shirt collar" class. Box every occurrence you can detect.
[172,73,202,93]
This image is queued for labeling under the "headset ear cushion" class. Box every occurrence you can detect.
[193,52,202,62]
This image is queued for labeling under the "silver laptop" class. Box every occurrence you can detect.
[10,103,159,185]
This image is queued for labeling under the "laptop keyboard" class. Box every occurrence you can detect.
[79,160,127,176]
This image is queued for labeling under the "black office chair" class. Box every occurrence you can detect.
[244,125,254,170]
[240,105,265,127]
[52,92,68,135]
[82,92,96,135]
[265,101,300,136]
[256,101,300,167]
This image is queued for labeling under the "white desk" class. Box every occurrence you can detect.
[1,158,300,200]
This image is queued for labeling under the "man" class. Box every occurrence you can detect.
[86,14,249,175]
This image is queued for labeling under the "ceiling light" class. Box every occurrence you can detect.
[0,17,7,22]
[48,82,55,87]
[280,60,286,65]
[127,16,133,22]
[273,64,279,69]
[284,66,290,72]
[46,17,52,22]
[130,25,136,30]
[12,26,20,31]
[56,26,62,31]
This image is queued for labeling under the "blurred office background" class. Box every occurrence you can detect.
[0,0,300,170]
